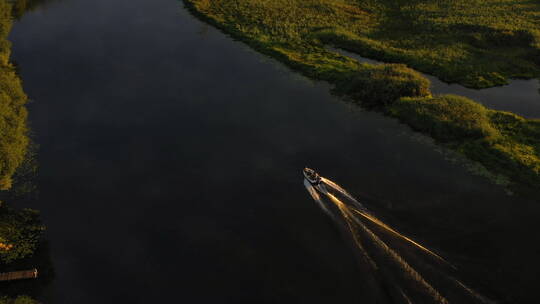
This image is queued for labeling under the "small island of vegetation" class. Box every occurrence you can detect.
[183,0,540,193]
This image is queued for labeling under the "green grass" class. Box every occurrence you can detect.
[184,0,540,193]
[185,0,540,88]
[390,95,540,190]
[390,95,499,142]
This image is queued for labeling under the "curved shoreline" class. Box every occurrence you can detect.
[331,46,540,119]
[182,0,540,194]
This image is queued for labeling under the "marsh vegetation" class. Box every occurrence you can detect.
[186,0,540,88]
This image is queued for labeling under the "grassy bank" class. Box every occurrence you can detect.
[184,0,540,88]
[390,95,540,190]
[183,0,540,193]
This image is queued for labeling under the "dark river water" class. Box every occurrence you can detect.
[8,0,540,303]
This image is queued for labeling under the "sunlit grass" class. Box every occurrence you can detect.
[391,95,540,190]
[187,0,540,88]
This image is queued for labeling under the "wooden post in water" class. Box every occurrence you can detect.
[0,268,38,282]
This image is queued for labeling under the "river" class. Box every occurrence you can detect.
[8,0,540,302]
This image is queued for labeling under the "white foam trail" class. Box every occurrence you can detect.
[350,208,449,265]
[321,177,366,211]
[305,173,489,303]
[399,287,414,304]
[342,208,379,270]
[321,176,448,264]
[328,193,449,304]
[304,179,332,216]
[453,278,496,304]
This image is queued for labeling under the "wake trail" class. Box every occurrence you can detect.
[321,177,366,210]
[304,173,491,304]
[304,179,332,216]
[327,192,449,304]
[350,208,449,265]
[342,208,378,270]
[321,177,447,264]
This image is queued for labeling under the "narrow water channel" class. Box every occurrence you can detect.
[8,0,540,303]
[334,48,540,118]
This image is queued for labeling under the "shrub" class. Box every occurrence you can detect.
[390,95,499,142]
[337,64,431,107]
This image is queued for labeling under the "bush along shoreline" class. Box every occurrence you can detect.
[182,0,540,194]
[0,0,29,191]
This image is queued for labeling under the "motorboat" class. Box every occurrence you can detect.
[303,167,321,185]
[303,167,331,194]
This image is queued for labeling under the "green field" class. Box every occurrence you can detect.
[184,0,540,193]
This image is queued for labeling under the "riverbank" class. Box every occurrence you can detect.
[0,1,44,302]
[183,0,540,193]
[185,0,540,89]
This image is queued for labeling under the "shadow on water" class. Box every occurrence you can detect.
[330,47,540,118]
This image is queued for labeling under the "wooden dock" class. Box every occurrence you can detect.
[0,269,38,282]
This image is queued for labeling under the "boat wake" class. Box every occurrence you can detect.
[303,169,494,304]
